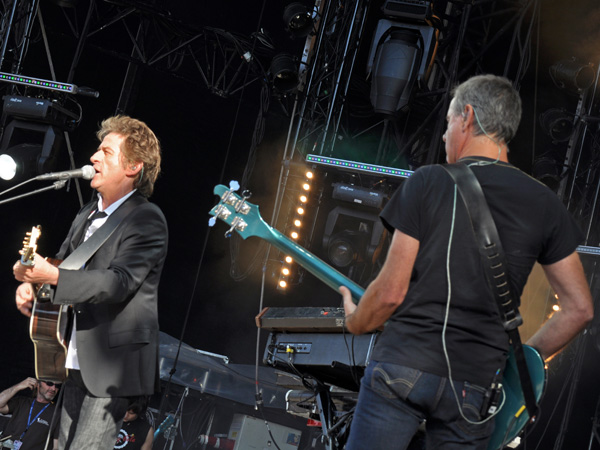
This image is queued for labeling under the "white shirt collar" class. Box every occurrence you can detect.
[93,189,137,217]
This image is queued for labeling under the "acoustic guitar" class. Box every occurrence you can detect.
[209,182,547,450]
[20,226,69,383]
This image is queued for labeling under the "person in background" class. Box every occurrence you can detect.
[114,397,153,450]
[0,377,59,450]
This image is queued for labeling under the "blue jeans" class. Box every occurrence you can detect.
[346,361,495,450]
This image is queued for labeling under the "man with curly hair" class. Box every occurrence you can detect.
[13,116,168,449]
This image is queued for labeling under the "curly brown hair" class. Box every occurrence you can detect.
[96,115,161,197]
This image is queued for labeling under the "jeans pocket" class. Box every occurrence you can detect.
[369,362,422,401]
[456,382,495,437]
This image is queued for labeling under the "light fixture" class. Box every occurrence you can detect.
[283,2,314,38]
[0,153,18,180]
[270,53,299,93]
[539,108,574,143]
[322,206,385,271]
[369,27,423,115]
[0,120,65,182]
[532,156,564,191]
[327,230,366,268]
[549,58,595,92]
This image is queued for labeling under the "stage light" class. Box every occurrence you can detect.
[0,154,17,180]
[283,2,314,38]
[299,195,307,203]
[282,267,290,276]
[278,279,288,289]
[322,205,386,271]
[294,219,302,227]
[539,108,574,143]
[0,121,65,182]
[549,58,595,92]
[370,28,422,115]
[285,256,293,264]
[291,231,299,239]
[270,53,299,93]
[302,183,310,191]
[297,207,305,215]
[327,230,364,268]
[532,156,563,191]
[306,171,313,179]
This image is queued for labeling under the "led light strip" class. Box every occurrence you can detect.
[306,154,414,179]
[0,72,75,93]
[577,245,600,256]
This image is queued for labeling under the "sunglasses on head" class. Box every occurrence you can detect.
[41,381,61,387]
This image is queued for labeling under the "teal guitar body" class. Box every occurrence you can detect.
[209,183,546,450]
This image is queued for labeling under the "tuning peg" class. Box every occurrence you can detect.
[208,217,217,227]
[229,180,240,191]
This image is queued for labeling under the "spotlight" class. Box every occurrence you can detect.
[539,108,574,143]
[532,156,564,191]
[270,53,299,93]
[0,153,17,180]
[0,120,64,182]
[283,2,313,38]
[327,230,366,268]
[549,58,595,92]
[322,206,385,269]
[370,28,423,115]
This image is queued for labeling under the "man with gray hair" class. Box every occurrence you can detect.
[339,75,593,449]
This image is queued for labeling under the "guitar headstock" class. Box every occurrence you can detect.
[21,225,42,266]
[209,183,269,240]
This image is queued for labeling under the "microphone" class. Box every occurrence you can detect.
[36,165,95,181]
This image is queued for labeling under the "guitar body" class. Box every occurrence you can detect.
[209,184,547,449]
[29,297,69,383]
[487,345,546,450]
[20,227,69,383]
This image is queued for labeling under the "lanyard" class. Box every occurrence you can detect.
[19,400,50,440]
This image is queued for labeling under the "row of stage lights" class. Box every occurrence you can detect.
[277,169,314,290]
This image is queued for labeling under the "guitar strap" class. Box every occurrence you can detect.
[441,162,538,420]
[57,196,136,270]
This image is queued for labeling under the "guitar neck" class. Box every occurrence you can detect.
[211,184,365,303]
[262,222,365,304]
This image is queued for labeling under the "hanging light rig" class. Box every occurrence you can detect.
[277,169,313,290]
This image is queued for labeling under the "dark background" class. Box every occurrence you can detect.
[1,0,600,448]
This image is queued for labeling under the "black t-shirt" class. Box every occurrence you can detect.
[374,158,583,387]
[114,418,152,450]
[2,396,58,450]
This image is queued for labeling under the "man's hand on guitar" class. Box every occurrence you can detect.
[13,253,59,286]
[340,286,357,317]
[15,283,35,317]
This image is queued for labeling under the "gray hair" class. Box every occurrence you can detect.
[451,74,522,143]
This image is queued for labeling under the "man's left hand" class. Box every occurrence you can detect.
[13,253,59,285]
[339,286,356,316]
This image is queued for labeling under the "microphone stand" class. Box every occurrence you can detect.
[0,179,67,205]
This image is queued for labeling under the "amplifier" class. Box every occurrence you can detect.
[263,332,379,391]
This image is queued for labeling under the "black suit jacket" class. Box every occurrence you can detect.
[52,191,168,398]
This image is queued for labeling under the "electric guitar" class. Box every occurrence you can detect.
[209,183,546,450]
[20,226,69,383]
